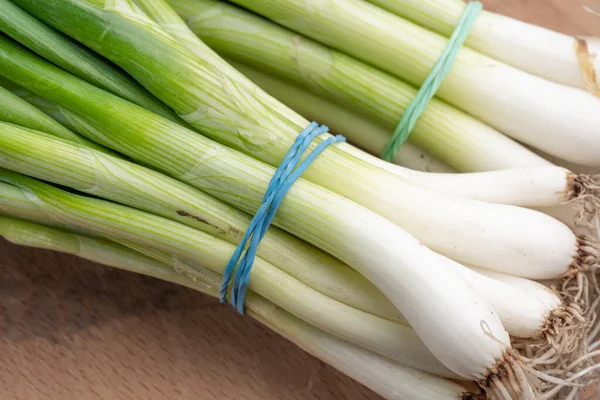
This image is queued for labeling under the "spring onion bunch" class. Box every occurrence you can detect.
[0,15,554,400]
[0,170,459,377]
[5,162,596,397]
[168,0,542,173]
[1,0,599,397]
[0,61,528,400]
[0,7,594,328]
[12,0,596,288]
[237,65,600,206]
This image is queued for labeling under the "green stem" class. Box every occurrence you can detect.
[0,82,115,154]
[231,63,454,173]
[168,0,545,172]
[0,214,217,290]
[0,0,180,122]
[0,172,451,378]
[0,121,401,323]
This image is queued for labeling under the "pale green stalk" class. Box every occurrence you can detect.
[169,0,544,172]
[0,82,113,153]
[132,0,451,173]
[0,214,216,290]
[0,171,452,378]
[131,0,292,114]
[0,178,64,227]
[364,0,600,92]
[231,63,455,173]
[0,215,468,400]
[212,0,600,167]
[0,79,117,142]
[0,121,401,323]
[0,0,180,121]
[0,79,76,131]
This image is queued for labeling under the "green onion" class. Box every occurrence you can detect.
[0,0,181,122]
[364,0,600,94]
[0,214,472,400]
[133,0,453,174]
[169,0,546,173]
[131,0,452,174]
[230,63,597,210]
[213,0,600,167]
[2,4,590,392]
[0,119,402,324]
[0,79,127,144]
[230,63,454,173]
[0,81,114,154]
[0,121,577,341]
[0,214,213,288]
[162,0,600,218]
[0,170,456,379]
[0,53,517,390]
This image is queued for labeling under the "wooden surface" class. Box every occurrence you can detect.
[1,1,600,399]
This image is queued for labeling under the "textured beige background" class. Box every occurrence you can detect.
[1,0,600,399]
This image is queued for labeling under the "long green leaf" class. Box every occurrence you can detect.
[0,121,401,323]
[168,0,545,172]
[0,171,449,378]
[0,82,115,154]
[0,0,179,121]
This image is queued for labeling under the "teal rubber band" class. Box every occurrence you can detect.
[382,1,482,162]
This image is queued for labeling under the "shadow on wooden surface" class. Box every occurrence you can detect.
[0,244,376,399]
[1,0,600,399]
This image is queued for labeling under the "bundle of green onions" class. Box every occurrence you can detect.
[0,0,599,398]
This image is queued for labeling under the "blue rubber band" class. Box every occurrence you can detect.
[382,1,482,162]
[220,122,346,314]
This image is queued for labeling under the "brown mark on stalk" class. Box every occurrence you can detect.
[176,210,243,237]
[575,38,600,97]
[177,210,210,225]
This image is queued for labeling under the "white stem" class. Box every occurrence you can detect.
[390,166,574,207]
[471,267,563,312]
[365,0,600,94]
[453,260,561,338]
